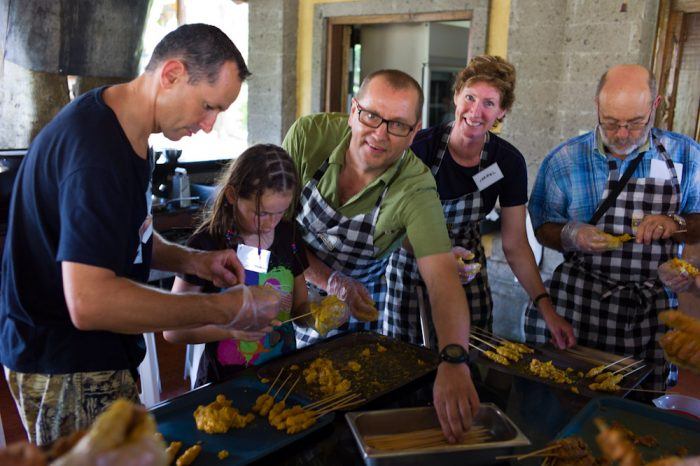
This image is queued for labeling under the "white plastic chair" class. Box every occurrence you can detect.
[137,333,162,407]
[185,343,206,390]
[0,410,6,447]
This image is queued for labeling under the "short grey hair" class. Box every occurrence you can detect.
[595,66,657,100]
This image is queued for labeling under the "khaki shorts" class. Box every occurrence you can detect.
[4,367,140,445]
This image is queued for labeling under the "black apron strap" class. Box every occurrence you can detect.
[589,153,644,225]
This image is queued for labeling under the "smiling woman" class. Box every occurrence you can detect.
[142,0,250,162]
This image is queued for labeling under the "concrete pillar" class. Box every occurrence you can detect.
[0,60,70,148]
[248,0,299,145]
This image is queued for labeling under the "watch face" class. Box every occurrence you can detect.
[446,346,464,358]
[442,344,468,363]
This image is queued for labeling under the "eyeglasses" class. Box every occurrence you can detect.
[598,106,653,133]
[354,99,417,137]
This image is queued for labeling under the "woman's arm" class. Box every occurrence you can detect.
[500,205,576,349]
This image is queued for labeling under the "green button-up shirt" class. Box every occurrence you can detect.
[283,113,452,259]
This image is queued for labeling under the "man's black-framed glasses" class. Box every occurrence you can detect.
[598,106,653,133]
[354,99,417,137]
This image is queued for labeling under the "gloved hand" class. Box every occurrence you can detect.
[560,221,617,253]
[452,247,481,284]
[658,260,695,293]
[327,271,378,322]
[308,292,349,336]
[225,285,281,331]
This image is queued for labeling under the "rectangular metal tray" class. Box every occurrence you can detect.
[555,396,700,461]
[471,342,653,398]
[345,403,530,466]
[150,373,334,466]
[257,332,439,405]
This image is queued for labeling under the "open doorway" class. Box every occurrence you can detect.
[325,12,471,129]
[653,2,700,140]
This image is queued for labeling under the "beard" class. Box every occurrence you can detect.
[599,124,651,156]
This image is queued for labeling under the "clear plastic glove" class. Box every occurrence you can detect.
[308,290,349,336]
[326,271,378,322]
[225,285,281,331]
[560,221,616,253]
[658,260,695,293]
[452,247,481,284]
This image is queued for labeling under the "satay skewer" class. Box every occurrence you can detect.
[265,368,285,395]
[272,372,294,398]
[304,390,354,410]
[618,387,667,394]
[470,334,500,350]
[278,311,314,325]
[280,376,302,402]
[468,342,488,353]
[471,326,508,343]
[496,444,561,460]
[613,360,645,377]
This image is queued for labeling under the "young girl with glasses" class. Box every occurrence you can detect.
[164,144,308,387]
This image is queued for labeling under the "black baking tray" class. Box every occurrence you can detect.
[257,332,439,405]
[150,373,334,465]
[471,342,653,398]
[556,396,700,461]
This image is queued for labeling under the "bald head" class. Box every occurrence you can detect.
[596,64,656,106]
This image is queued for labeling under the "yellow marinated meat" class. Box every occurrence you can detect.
[529,359,574,384]
[659,310,700,373]
[193,394,255,434]
[252,393,273,413]
[218,450,230,460]
[165,441,182,464]
[495,345,522,362]
[586,364,607,379]
[346,360,362,372]
[589,373,623,392]
[310,295,348,336]
[302,358,351,395]
[484,350,510,366]
[502,340,534,354]
[176,445,202,466]
[669,258,700,277]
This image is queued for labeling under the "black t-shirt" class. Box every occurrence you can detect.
[0,87,152,374]
[181,220,308,386]
[410,125,528,212]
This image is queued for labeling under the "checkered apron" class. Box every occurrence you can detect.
[294,156,406,347]
[524,139,680,390]
[384,123,493,346]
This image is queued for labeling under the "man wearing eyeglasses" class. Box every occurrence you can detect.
[526,64,700,393]
[283,69,480,442]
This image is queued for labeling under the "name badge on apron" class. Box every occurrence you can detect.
[237,244,271,273]
[472,162,504,191]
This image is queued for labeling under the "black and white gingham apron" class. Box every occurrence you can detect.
[294,155,405,347]
[524,138,679,391]
[384,123,493,346]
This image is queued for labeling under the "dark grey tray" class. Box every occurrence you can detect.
[345,403,530,466]
[257,332,439,405]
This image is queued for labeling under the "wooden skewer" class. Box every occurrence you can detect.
[619,387,667,394]
[468,342,488,353]
[614,360,645,377]
[470,333,500,350]
[598,354,634,372]
[304,391,352,410]
[281,376,302,403]
[312,393,362,416]
[496,444,561,461]
[273,373,294,398]
[265,368,285,395]
[471,326,507,343]
[278,310,314,325]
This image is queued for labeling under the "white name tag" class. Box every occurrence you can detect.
[237,244,271,273]
[650,158,683,184]
[472,163,504,191]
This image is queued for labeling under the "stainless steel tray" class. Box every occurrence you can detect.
[345,403,530,465]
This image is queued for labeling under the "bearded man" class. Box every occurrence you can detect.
[525,64,700,393]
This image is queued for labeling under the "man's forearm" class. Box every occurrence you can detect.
[151,231,199,274]
[535,223,566,252]
[63,262,238,334]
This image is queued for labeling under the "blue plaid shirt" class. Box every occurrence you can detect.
[529,128,700,230]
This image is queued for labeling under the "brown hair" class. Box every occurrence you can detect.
[356,69,424,122]
[194,144,299,248]
[453,55,516,113]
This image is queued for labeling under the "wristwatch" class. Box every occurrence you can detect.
[669,214,687,229]
[439,344,470,364]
